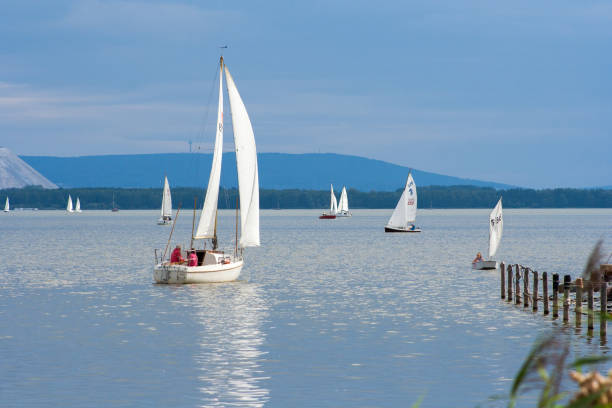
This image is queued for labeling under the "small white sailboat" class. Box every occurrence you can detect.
[66,195,74,213]
[111,192,119,212]
[154,56,260,284]
[75,197,82,213]
[336,186,352,217]
[385,172,421,232]
[3,197,9,212]
[319,185,338,219]
[157,176,172,225]
[473,198,503,270]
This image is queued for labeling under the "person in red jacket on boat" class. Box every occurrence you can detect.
[187,251,198,267]
[170,245,184,264]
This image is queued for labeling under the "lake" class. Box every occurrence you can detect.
[1,209,611,407]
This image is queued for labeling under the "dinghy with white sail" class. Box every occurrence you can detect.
[75,197,82,213]
[66,195,74,213]
[336,186,351,217]
[473,198,503,270]
[385,173,421,232]
[3,197,9,212]
[319,185,338,219]
[157,176,172,225]
[153,56,260,284]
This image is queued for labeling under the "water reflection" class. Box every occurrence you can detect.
[187,282,269,407]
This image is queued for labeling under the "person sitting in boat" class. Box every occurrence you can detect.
[170,245,184,263]
[187,251,198,267]
[410,224,416,231]
[472,252,483,264]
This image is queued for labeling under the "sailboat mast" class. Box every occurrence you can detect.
[235,192,239,257]
[190,197,197,250]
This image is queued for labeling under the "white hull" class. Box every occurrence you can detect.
[336,211,352,217]
[154,259,243,284]
[157,218,172,225]
[385,225,421,233]
[472,260,498,270]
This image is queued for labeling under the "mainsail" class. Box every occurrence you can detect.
[194,60,224,240]
[225,65,260,247]
[330,185,338,214]
[161,176,172,218]
[67,195,73,212]
[338,187,349,213]
[4,197,9,212]
[75,197,81,212]
[386,173,417,228]
[488,198,503,259]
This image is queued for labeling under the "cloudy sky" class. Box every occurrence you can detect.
[1,0,611,188]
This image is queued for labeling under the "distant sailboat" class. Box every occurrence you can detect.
[385,173,421,232]
[66,195,74,213]
[75,197,82,213]
[3,197,9,212]
[153,55,260,284]
[336,186,351,217]
[157,176,172,225]
[111,193,119,212]
[319,185,338,219]
[473,198,503,270]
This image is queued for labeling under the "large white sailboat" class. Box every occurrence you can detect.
[473,198,503,270]
[319,185,338,219]
[157,176,172,225]
[3,197,9,212]
[66,195,74,213]
[153,56,260,284]
[385,173,421,232]
[75,197,82,213]
[336,186,351,217]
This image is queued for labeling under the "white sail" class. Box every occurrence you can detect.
[488,198,503,259]
[160,176,172,218]
[386,173,417,228]
[338,186,349,212]
[67,195,73,212]
[194,62,224,240]
[330,185,338,214]
[225,65,260,247]
[75,197,81,212]
[4,197,9,212]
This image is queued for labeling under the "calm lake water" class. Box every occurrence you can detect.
[1,209,611,407]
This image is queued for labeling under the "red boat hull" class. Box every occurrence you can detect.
[319,214,336,219]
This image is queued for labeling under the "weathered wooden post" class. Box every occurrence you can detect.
[500,262,505,299]
[553,273,559,319]
[576,278,583,328]
[532,270,538,312]
[588,281,594,332]
[601,281,607,337]
[523,267,530,308]
[515,264,521,305]
[563,275,571,323]
[543,272,549,315]
[507,264,513,301]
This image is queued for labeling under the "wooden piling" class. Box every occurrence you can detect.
[553,274,559,319]
[532,270,538,312]
[601,281,607,337]
[576,278,583,328]
[523,267,529,308]
[515,264,521,305]
[588,282,594,332]
[507,264,512,301]
[563,275,571,323]
[543,272,549,315]
[500,262,505,299]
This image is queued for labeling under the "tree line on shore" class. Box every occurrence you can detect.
[1,185,611,210]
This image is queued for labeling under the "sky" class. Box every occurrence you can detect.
[0,0,611,188]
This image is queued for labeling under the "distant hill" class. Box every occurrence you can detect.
[0,147,57,189]
[21,152,513,190]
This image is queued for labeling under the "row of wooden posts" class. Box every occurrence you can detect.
[500,262,609,336]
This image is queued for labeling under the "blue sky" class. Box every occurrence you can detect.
[1,0,610,188]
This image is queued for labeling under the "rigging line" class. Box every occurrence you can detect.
[188,60,222,191]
